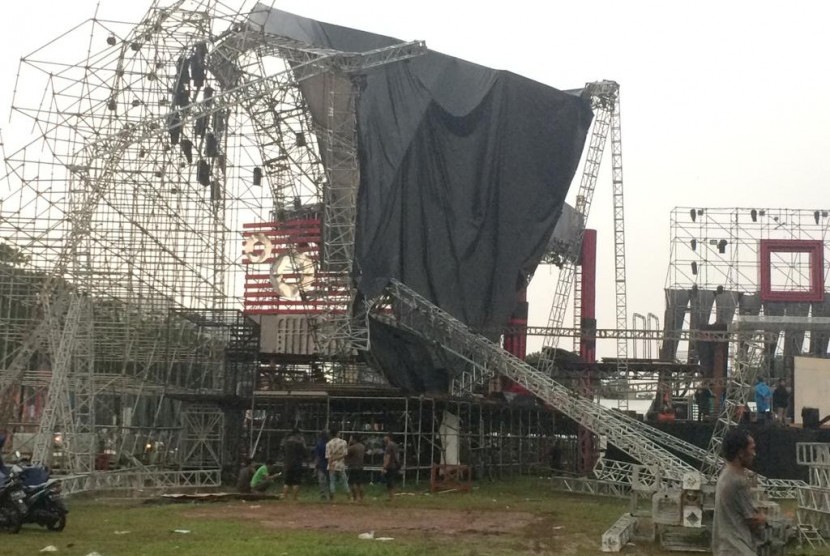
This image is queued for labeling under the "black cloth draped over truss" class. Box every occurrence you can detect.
[251,5,593,393]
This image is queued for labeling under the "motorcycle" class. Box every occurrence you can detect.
[9,452,68,532]
[0,470,23,534]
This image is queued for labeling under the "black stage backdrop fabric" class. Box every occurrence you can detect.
[251,6,593,392]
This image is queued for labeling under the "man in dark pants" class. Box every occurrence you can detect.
[282,428,307,501]
[312,430,330,501]
[346,434,366,502]
[381,432,400,501]
[712,429,766,555]
[772,379,788,424]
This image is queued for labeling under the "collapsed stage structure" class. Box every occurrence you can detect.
[0,0,592,490]
[0,0,827,548]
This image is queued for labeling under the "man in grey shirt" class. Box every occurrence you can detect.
[712,428,766,555]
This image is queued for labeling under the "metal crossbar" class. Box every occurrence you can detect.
[59,468,222,496]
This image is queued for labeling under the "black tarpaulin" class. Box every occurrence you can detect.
[250,5,593,392]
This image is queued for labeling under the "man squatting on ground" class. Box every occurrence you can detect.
[282,427,307,500]
[250,459,279,492]
[712,428,767,555]
[326,428,349,501]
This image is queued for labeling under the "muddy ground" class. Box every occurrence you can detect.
[184,500,545,538]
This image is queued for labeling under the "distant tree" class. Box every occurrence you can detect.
[0,242,29,266]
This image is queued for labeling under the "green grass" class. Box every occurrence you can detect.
[5,500,437,556]
[2,478,823,555]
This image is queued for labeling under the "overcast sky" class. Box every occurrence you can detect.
[0,1,827,357]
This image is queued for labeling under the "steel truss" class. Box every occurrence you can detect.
[541,81,615,356]
[371,279,699,484]
[371,280,811,497]
[60,468,222,496]
[701,330,768,477]
[795,443,830,548]
[539,81,630,418]
[549,475,630,499]
[0,0,422,494]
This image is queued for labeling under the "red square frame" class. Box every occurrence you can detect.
[759,239,824,302]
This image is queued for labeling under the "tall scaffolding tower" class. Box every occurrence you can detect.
[668,207,830,295]
[0,0,422,492]
[665,207,830,366]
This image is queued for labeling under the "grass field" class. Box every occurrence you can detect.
[2,478,822,555]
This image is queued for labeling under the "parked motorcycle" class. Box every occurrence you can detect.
[0,470,23,534]
[9,452,67,532]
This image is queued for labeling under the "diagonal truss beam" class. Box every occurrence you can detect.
[370,279,698,484]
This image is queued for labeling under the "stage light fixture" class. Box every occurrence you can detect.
[180,139,193,164]
[197,160,210,186]
[205,133,218,157]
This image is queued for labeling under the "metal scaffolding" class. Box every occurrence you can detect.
[246,393,557,487]
[796,442,830,548]
[668,207,830,293]
[0,0,422,493]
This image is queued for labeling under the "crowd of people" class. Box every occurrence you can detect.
[237,429,401,502]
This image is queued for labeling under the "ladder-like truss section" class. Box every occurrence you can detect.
[539,81,629,413]
[701,331,768,477]
[541,83,615,357]
[610,96,629,411]
[796,443,830,548]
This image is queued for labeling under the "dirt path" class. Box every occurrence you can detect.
[184,501,544,538]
